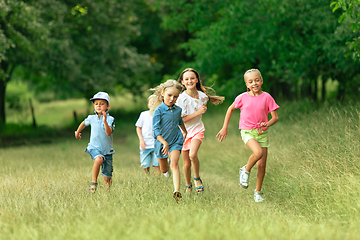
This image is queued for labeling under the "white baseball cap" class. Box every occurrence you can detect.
[90,92,110,105]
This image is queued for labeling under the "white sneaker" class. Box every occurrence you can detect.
[163,169,171,178]
[239,166,250,188]
[254,189,264,202]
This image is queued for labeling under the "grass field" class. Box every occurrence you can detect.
[1,99,360,240]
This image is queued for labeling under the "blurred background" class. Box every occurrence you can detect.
[0,0,359,140]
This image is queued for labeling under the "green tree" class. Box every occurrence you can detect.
[156,0,360,101]
[0,0,160,130]
[331,0,360,60]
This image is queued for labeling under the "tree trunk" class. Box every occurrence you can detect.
[0,79,6,125]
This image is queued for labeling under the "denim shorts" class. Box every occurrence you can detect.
[240,129,269,148]
[140,148,159,168]
[85,149,113,178]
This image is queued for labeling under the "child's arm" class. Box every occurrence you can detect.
[216,104,235,142]
[75,121,86,140]
[156,135,169,156]
[182,104,207,123]
[179,123,188,140]
[136,126,146,150]
[260,111,278,127]
[103,111,113,136]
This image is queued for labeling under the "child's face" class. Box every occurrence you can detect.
[93,99,109,114]
[161,87,180,107]
[245,72,263,94]
[182,71,198,90]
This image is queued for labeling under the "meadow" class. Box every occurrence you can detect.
[1,98,360,240]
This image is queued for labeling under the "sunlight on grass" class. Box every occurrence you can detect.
[1,100,360,239]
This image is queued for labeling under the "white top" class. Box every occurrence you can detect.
[176,90,209,138]
[135,110,154,149]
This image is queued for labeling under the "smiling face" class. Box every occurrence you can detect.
[181,71,198,91]
[161,87,181,107]
[93,99,109,115]
[244,71,263,95]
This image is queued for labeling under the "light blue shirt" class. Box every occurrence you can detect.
[84,113,115,155]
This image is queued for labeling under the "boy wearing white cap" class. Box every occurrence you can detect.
[75,92,115,193]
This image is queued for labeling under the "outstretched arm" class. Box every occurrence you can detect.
[216,104,235,142]
[75,121,86,140]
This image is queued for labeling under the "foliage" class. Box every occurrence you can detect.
[156,0,360,101]
[0,0,160,128]
[331,0,360,60]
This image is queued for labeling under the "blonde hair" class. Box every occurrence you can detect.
[149,79,184,115]
[244,69,263,92]
[178,68,224,105]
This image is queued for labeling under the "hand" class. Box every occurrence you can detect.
[216,128,227,142]
[102,111,107,122]
[75,131,82,140]
[161,142,169,156]
[197,104,207,115]
[260,122,268,127]
[140,140,146,150]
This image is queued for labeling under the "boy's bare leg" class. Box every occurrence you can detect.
[92,156,103,183]
[143,167,150,174]
[104,177,112,190]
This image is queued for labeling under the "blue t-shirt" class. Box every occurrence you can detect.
[84,113,115,155]
[152,102,184,158]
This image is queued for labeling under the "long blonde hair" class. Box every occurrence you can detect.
[178,68,224,105]
[149,79,184,115]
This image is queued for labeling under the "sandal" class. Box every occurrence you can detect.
[185,184,192,193]
[193,177,204,193]
[89,182,98,193]
[173,191,182,203]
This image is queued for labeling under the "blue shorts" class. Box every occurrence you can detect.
[240,129,269,148]
[85,149,113,178]
[140,148,159,168]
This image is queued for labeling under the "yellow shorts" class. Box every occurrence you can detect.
[240,129,269,148]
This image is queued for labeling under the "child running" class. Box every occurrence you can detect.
[216,69,279,202]
[150,79,187,202]
[176,68,224,193]
[135,95,160,175]
[75,92,115,193]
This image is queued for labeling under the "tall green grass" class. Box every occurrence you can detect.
[0,100,359,239]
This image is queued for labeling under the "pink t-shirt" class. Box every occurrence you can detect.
[233,92,279,131]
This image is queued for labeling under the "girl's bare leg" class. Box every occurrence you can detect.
[245,139,263,172]
[256,147,268,191]
[169,150,181,192]
[158,158,169,173]
[189,139,202,189]
[182,150,192,188]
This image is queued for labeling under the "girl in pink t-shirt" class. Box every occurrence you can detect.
[177,68,224,193]
[217,69,279,202]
